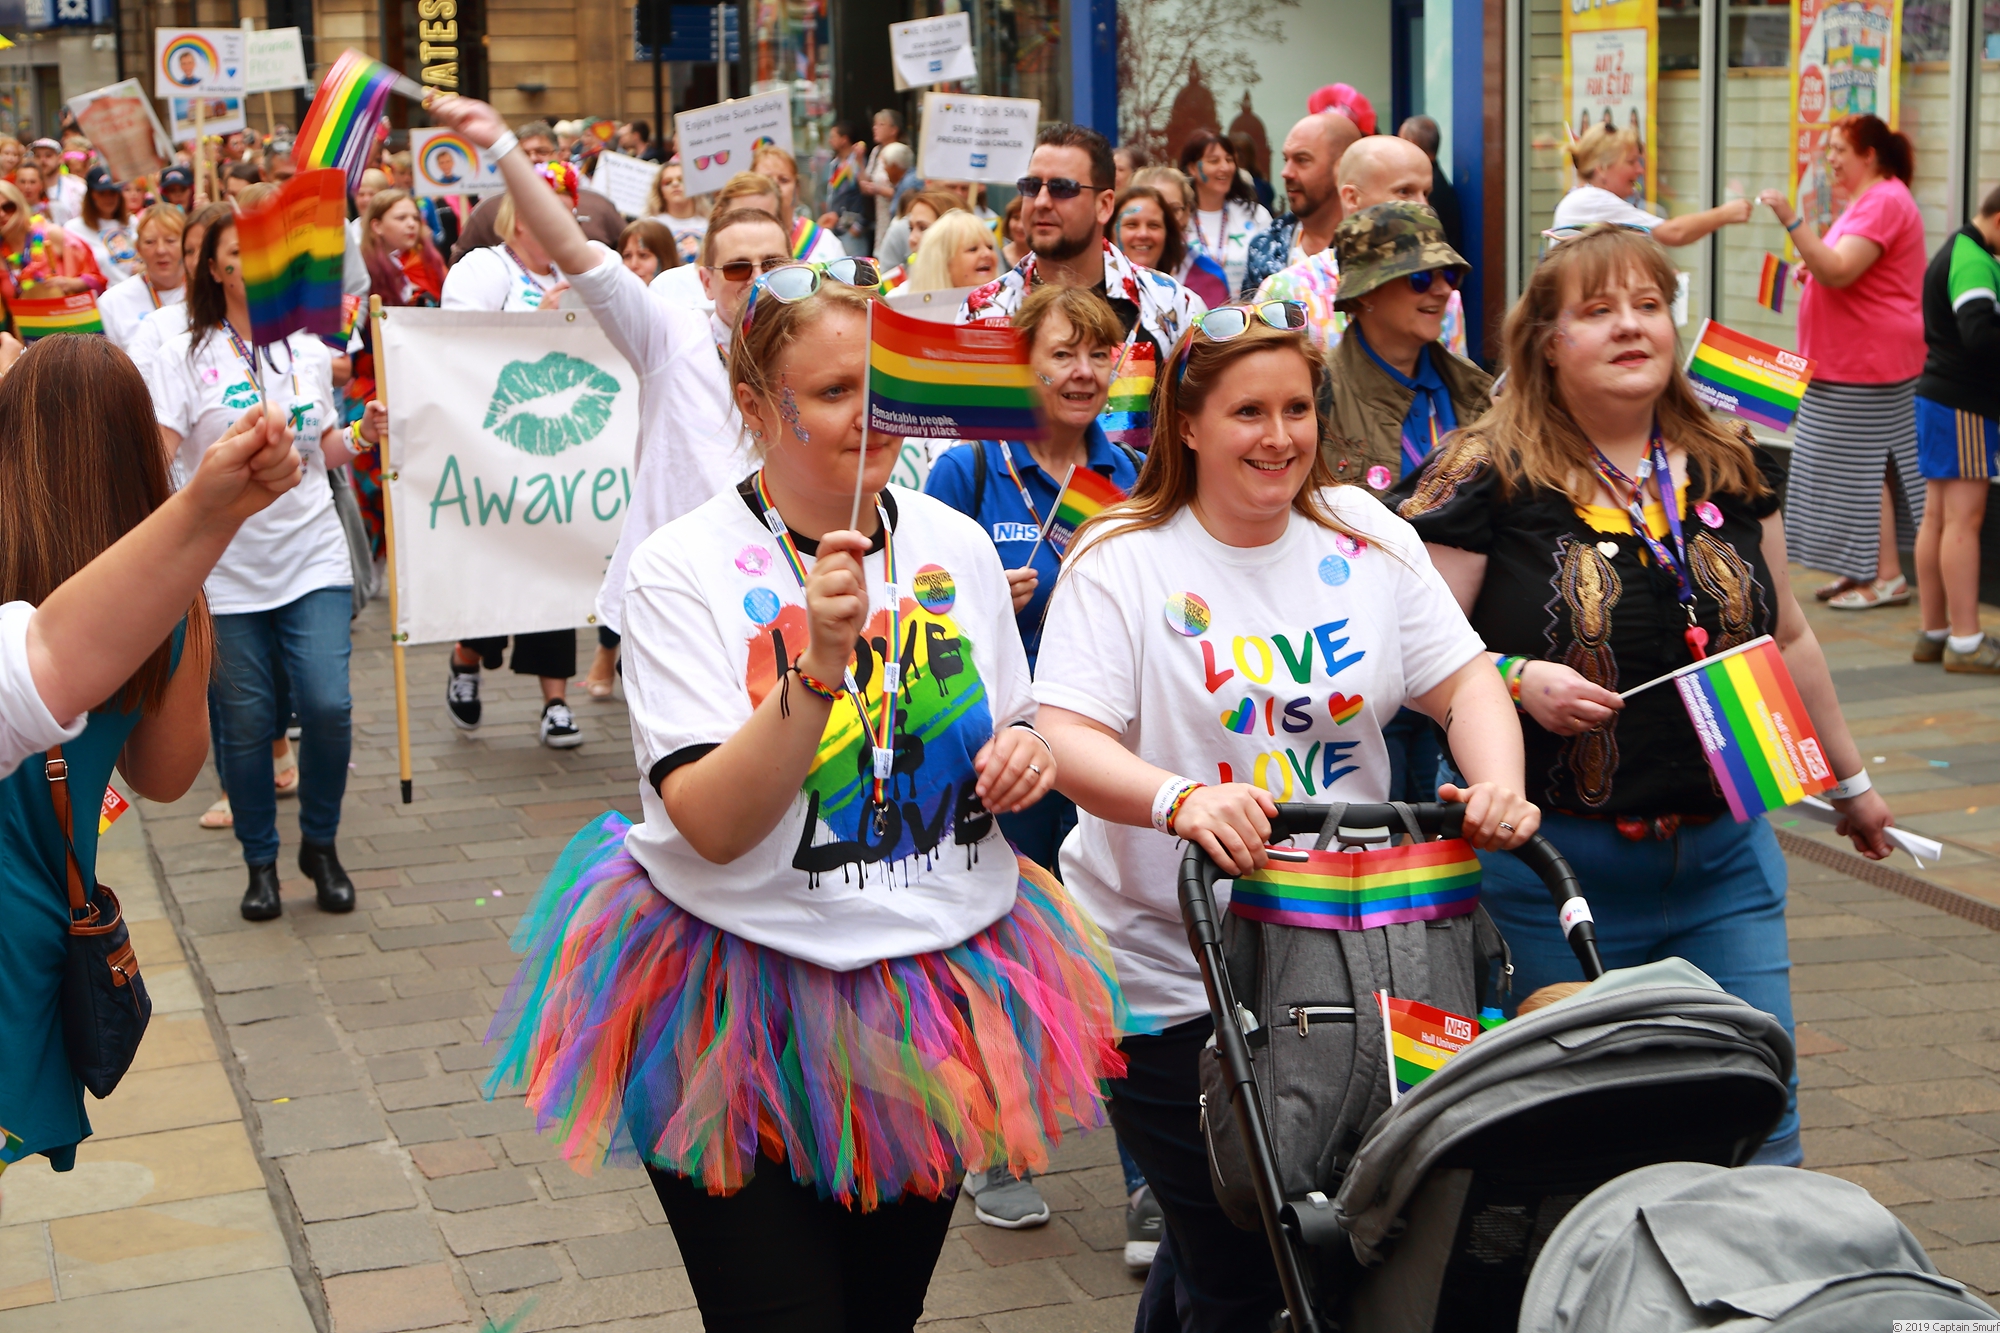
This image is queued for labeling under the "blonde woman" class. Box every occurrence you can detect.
[485,266,1125,1329]
[1553,123,1751,247]
[905,207,1000,291]
[98,204,186,350]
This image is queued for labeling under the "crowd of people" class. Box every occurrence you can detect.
[0,71,1990,1333]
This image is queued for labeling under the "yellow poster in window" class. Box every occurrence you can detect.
[1790,0,1901,233]
[1561,0,1660,207]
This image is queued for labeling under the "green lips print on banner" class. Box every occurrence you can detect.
[482,353,622,457]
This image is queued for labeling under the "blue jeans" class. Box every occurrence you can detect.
[997,792,1078,877]
[211,588,354,865]
[1476,811,1801,1165]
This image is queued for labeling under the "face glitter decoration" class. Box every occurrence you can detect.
[778,381,810,443]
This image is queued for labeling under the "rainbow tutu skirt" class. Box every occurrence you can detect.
[485,813,1129,1209]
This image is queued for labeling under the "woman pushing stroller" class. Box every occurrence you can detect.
[1033,300,1538,1330]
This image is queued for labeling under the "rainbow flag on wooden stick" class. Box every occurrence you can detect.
[865,299,1042,440]
[1756,253,1790,313]
[297,49,427,192]
[238,168,347,349]
[1622,634,1836,822]
[1684,318,1815,431]
[1100,340,1155,453]
[7,292,103,340]
[1377,994,1480,1102]
[1043,464,1128,557]
[1228,842,1481,932]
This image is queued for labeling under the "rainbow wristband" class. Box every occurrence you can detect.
[1165,783,1202,836]
[1152,776,1199,835]
[791,662,842,704]
[1495,655,1530,707]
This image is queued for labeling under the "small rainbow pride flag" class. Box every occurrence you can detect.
[1044,465,1129,557]
[1756,253,1790,313]
[7,292,103,340]
[1228,842,1482,932]
[789,216,825,260]
[238,168,348,349]
[0,1125,22,1175]
[1684,318,1815,431]
[297,49,425,192]
[1377,994,1480,1102]
[1623,634,1837,822]
[866,299,1041,440]
[1100,341,1155,453]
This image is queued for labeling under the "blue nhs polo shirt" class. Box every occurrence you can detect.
[924,424,1141,671]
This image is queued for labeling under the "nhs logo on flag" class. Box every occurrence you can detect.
[991,522,1040,544]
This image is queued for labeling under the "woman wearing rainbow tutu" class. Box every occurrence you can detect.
[484,265,1127,1329]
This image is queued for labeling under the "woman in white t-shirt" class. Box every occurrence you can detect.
[1176,131,1273,298]
[97,204,187,351]
[149,209,384,927]
[1033,303,1538,1329]
[127,203,231,378]
[483,272,1125,1330]
[62,166,140,281]
[646,158,708,264]
[1551,123,1751,247]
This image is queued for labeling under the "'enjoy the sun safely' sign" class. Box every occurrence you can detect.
[379,308,639,645]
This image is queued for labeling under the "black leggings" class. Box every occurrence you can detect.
[459,629,576,679]
[646,1158,956,1332]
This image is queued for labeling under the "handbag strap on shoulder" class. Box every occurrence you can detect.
[44,746,92,921]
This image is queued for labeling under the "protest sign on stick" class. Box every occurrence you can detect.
[672,90,792,194]
[410,127,503,197]
[916,92,1038,185]
[591,151,659,219]
[68,80,171,182]
[890,12,975,90]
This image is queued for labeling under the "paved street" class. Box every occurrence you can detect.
[2,576,2000,1330]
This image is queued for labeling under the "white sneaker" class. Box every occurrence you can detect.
[540,699,584,748]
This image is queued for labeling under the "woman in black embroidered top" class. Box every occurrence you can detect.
[1390,226,1895,1166]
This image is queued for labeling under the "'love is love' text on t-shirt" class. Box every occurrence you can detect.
[1032,491,1485,1023]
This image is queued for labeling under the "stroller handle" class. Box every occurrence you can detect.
[1178,802,1604,983]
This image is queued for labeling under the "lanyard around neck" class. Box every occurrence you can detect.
[1588,424,1708,659]
[750,469,904,829]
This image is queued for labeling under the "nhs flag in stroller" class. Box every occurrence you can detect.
[1375,994,1479,1103]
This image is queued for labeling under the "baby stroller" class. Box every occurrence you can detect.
[1181,801,1795,1333]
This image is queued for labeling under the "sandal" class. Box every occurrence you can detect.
[1814,575,1862,602]
[274,747,299,796]
[199,796,233,829]
[1827,576,1912,611]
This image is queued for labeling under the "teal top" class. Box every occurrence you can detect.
[0,627,180,1171]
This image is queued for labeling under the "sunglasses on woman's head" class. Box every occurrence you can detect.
[739,258,883,334]
[1171,300,1309,385]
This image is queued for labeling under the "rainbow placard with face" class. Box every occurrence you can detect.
[410,127,504,199]
[154,28,245,97]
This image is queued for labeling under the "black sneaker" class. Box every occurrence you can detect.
[446,662,481,730]
[540,698,583,749]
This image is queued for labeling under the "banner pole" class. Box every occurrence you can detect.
[850,297,873,531]
[1017,461,1073,571]
[194,97,206,204]
[370,294,414,804]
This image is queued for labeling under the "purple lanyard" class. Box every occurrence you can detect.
[1589,425,1709,660]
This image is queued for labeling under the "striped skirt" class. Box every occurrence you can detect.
[1782,378,1926,580]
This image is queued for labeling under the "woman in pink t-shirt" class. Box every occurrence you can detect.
[1758,115,1928,610]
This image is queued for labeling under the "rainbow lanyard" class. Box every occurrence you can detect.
[1589,424,1707,659]
[225,324,299,402]
[144,278,161,309]
[750,469,904,824]
[998,445,1045,529]
[501,245,552,303]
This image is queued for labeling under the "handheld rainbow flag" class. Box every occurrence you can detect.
[866,298,1042,440]
[1043,464,1129,558]
[1684,318,1815,431]
[1756,253,1790,313]
[0,1125,23,1175]
[1228,842,1481,932]
[1376,993,1480,1102]
[297,49,428,192]
[1100,340,1155,453]
[237,168,348,349]
[6,292,103,340]
[1621,634,1836,822]
[789,216,825,260]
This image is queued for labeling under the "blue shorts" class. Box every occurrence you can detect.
[1916,395,1998,480]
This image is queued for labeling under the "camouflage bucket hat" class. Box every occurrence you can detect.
[1334,201,1468,308]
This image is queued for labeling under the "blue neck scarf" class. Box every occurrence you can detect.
[1356,326,1457,477]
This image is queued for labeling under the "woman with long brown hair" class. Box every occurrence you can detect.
[1390,224,1895,1167]
[1033,303,1535,1328]
[147,205,382,924]
[0,333,303,1185]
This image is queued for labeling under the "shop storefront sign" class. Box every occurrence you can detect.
[1790,0,1901,232]
[1561,0,1657,205]
[890,12,975,90]
[917,92,1038,185]
[674,89,794,194]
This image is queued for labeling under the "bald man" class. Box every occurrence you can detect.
[1336,134,1434,214]
[1240,111,1362,298]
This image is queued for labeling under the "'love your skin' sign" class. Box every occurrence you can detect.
[379,308,639,644]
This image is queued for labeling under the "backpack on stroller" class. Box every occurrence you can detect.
[1182,801,1797,1333]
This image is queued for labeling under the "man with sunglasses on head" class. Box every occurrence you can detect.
[962,124,1203,449]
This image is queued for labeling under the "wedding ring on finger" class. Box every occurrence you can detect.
[1498,822,1515,833]
[1027,763,1041,776]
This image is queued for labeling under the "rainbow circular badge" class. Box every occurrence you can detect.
[1164,592,1211,637]
[743,587,782,626]
[912,563,956,614]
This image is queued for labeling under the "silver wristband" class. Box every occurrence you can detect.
[489,130,520,162]
[1828,767,1871,800]
[1009,722,1053,759]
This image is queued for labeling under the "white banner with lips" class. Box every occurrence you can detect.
[379,308,639,645]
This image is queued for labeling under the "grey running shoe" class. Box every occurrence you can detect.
[1912,631,1946,663]
[964,1165,1051,1229]
[1125,1184,1162,1271]
[1944,634,2000,674]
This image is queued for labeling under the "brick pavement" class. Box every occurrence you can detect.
[3,576,1998,1330]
